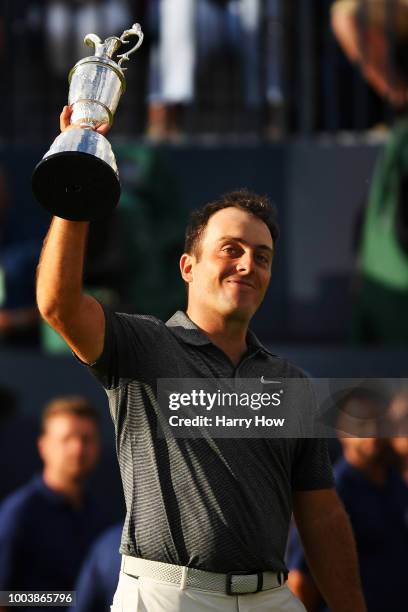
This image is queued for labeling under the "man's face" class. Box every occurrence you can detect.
[38,414,100,483]
[183,207,273,321]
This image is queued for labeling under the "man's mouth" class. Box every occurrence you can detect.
[226,278,255,289]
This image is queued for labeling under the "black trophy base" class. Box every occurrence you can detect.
[32,151,121,221]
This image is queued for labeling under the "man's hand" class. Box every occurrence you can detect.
[59,106,110,136]
[287,569,322,612]
[293,488,367,612]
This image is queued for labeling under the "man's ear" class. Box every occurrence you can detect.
[180,253,194,283]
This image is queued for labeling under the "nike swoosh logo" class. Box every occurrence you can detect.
[260,376,281,384]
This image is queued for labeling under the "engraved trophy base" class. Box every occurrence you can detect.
[32,128,121,221]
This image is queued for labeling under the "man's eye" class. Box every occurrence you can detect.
[222,246,238,255]
[256,254,270,265]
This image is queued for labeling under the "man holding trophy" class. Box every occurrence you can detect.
[35,21,367,612]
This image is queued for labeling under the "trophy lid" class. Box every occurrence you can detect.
[84,23,144,68]
[84,34,122,61]
[68,23,144,88]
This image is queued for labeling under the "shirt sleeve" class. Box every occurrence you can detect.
[86,304,167,390]
[291,438,334,491]
[288,372,334,490]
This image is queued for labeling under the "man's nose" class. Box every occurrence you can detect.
[236,252,255,273]
[69,437,86,454]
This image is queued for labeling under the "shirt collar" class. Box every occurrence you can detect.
[166,311,211,346]
[33,474,68,507]
[33,473,91,510]
[166,310,271,356]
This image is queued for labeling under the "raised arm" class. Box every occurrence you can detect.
[36,107,109,364]
[36,217,105,363]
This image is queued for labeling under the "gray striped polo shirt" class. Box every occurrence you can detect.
[88,308,334,573]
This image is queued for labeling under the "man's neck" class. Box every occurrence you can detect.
[42,469,84,509]
[186,307,249,365]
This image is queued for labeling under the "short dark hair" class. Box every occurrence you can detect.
[41,396,99,434]
[184,189,280,257]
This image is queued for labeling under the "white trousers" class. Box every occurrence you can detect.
[111,570,306,612]
[159,0,196,103]
[151,0,262,105]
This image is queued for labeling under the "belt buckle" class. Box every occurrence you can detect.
[226,571,263,596]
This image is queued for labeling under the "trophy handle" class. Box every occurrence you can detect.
[117,23,144,68]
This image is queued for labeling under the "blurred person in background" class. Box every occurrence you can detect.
[332,0,408,344]
[72,522,122,612]
[114,144,185,320]
[0,397,109,612]
[146,0,280,141]
[146,0,195,141]
[287,386,408,612]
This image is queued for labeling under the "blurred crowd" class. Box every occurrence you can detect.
[0,384,407,611]
[2,0,393,146]
[3,0,284,144]
[287,383,408,612]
